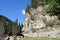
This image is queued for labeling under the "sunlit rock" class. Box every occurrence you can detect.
[22,6,60,37]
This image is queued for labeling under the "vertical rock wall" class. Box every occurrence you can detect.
[22,6,59,37]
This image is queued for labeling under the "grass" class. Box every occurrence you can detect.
[37,28,51,32]
[18,37,60,40]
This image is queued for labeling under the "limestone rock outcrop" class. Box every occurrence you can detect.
[22,6,60,37]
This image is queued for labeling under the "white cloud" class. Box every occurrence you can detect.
[21,10,25,15]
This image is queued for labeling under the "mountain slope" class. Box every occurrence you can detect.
[0,15,13,36]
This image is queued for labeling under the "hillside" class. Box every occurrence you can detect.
[0,15,13,23]
[0,15,13,36]
[0,15,21,37]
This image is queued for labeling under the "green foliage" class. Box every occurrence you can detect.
[11,19,24,35]
[0,15,13,34]
[25,0,41,13]
[45,0,51,5]
[45,0,60,18]
[0,15,23,36]
[18,37,60,40]
[12,19,21,35]
[31,0,40,9]
[26,0,60,18]
[25,4,31,13]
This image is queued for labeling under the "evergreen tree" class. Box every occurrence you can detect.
[25,4,31,13]
[31,0,40,9]
[12,19,18,35]
[45,0,60,18]
[25,0,46,13]
[45,0,51,5]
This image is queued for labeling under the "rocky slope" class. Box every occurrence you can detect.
[22,6,60,37]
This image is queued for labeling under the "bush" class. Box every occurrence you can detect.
[45,0,60,18]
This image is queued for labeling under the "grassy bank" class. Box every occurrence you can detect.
[19,37,60,40]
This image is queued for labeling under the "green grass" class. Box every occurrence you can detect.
[19,37,60,40]
[40,29,50,32]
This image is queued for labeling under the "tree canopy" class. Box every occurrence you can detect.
[0,15,23,36]
[45,0,60,18]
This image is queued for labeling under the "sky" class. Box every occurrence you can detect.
[0,0,31,24]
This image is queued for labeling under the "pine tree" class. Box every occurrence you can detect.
[25,4,31,13]
[31,0,40,9]
[45,0,60,18]
[12,19,18,35]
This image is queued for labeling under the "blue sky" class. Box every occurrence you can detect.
[0,0,31,24]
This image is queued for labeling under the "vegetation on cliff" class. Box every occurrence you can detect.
[26,0,60,19]
[45,0,60,19]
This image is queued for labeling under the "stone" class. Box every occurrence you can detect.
[22,6,59,37]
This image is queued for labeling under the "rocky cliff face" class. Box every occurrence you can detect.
[22,6,60,37]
